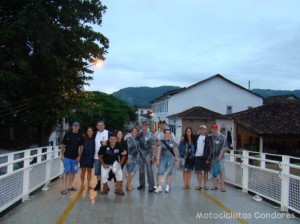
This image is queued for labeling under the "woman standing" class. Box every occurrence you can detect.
[125,128,140,191]
[182,127,195,189]
[80,127,95,190]
[155,129,179,193]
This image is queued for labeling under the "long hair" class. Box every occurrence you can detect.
[183,127,193,144]
[84,127,94,140]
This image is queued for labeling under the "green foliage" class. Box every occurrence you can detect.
[113,86,180,106]
[0,0,109,147]
[252,89,300,98]
[67,91,137,131]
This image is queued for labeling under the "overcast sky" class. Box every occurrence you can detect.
[85,0,300,94]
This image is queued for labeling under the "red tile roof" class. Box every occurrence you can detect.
[227,101,300,135]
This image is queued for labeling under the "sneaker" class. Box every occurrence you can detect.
[165,185,170,193]
[148,187,154,193]
[155,186,162,193]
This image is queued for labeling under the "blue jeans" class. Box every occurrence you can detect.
[94,159,101,176]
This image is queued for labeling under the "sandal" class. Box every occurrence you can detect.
[221,188,226,192]
[204,186,209,190]
[68,187,77,191]
[61,190,67,195]
[195,186,202,190]
[211,187,218,190]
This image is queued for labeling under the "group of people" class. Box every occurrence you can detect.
[60,119,228,196]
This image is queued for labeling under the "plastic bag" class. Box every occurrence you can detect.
[213,161,220,178]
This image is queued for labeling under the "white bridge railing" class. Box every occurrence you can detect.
[225,150,300,214]
[0,146,63,213]
[0,148,299,215]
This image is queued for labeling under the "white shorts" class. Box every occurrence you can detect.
[101,165,123,183]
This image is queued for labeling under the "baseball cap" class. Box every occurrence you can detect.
[211,123,218,129]
[199,125,207,129]
[72,121,80,126]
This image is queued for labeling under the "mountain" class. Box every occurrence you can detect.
[112,86,180,106]
[113,86,300,107]
[251,89,300,98]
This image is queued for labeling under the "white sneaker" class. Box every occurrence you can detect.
[165,185,170,193]
[155,186,162,193]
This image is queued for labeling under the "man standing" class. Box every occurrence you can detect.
[94,121,109,191]
[138,121,156,192]
[209,123,228,192]
[98,133,127,195]
[60,121,84,194]
[154,120,176,142]
[193,125,211,190]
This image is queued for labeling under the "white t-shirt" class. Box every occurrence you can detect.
[94,130,109,159]
[196,135,206,157]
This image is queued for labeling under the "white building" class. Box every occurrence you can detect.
[136,106,152,123]
[151,74,264,140]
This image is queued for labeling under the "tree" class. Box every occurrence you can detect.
[0,0,109,148]
[67,91,137,131]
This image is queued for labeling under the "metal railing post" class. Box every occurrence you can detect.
[280,156,290,212]
[242,150,249,193]
[42,147,52,191]
[22,150,31,202]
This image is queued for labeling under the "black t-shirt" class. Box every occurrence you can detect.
[98,144,124,165]
[62,131,84,159]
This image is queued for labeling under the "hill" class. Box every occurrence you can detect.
[113,86,300,107]
[112,86,180,106]
[252,89,300,98]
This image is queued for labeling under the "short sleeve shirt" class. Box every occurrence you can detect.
[62,131,84,159]
[98,145,124,165]
[210,134,227,159]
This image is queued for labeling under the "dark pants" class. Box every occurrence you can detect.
[138,153,155,188]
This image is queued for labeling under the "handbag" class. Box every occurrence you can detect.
[213,161,220,178]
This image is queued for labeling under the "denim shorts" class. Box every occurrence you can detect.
[94,159,102,176]
[64,158,78,174]
[157,154,175,176]
[126,155,138,173]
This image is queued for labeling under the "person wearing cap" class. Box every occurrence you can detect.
[209,123,228,192]
[137,121,156,192]
[60,121,84,195]
[193,125,211,190]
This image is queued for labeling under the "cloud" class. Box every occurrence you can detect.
[87,0,300,93]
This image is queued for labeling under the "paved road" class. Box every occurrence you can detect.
[0,168,299,224]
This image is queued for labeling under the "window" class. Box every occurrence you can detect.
[226,105,232,114]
